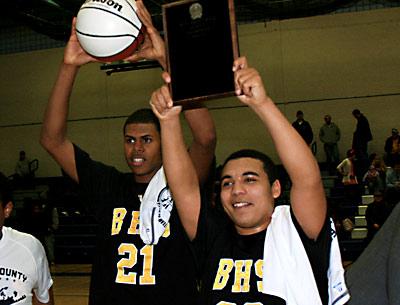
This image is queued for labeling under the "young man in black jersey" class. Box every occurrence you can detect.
[151,57,349,305]
[40,2,216,304]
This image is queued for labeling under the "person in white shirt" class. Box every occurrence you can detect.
[0,172,54,305]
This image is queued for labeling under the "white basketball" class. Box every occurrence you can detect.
[76,0,144,61]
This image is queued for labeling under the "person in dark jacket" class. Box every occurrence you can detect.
[292,110,313,146]
[352,109,372,180]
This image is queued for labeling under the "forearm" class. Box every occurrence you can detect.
[250,98,326,238]
[40,63,78,148]
[250,99,321,186]
[160,115,201,240]
[183,107,216,185]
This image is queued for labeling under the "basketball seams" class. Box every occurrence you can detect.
[76,29,138,39]
[79,6,142,32]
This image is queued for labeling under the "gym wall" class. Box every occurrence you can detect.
[0,7,399,177]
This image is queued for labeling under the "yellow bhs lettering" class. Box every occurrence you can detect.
[254,260,263,292]
[112,208,170,238]
[112,208,127,235]
[213,259,264,292]
[232,260,252,292]
[128,211,140,234]
[213,259,234,290]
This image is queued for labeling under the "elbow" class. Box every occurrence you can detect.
[40,130,62,154]
[200,130,217,151]
[40,132,53,152]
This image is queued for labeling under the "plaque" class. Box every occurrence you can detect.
[162,0,239,105]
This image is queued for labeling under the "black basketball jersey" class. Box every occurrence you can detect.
[74,145,199,305]
[191,202,331,305]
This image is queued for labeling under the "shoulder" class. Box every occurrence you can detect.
[4,227,45,254]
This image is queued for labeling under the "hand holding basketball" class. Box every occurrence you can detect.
[125,0,166,69]
[64,18,98,66]
[75,0,144,62]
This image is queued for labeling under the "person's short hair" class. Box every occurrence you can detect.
[0,172,12,207]
[352,109,361,116]
[347,149,356,158]
[392,128,399,135]
[222,149,278,185]
[296,110,303,116]
[123,108,160,134]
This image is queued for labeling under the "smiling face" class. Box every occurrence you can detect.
[124,122,162,183]
[220,157,281,235]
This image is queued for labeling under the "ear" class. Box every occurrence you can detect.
[271,180,281,199]
[4,201,13,219]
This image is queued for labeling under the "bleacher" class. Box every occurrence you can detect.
[320,165,371,261]
[11,176,98,264]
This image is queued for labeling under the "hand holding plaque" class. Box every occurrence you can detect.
[162,0,239,105]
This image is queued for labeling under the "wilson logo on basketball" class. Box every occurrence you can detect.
[84,0,123,12]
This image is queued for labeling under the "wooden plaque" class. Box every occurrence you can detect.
[162,0,239,105]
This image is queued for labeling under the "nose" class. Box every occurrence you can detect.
[134,141,144,153]
[232,181,246,196]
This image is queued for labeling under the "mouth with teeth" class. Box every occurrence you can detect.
[129,157,145,167]
[232,202,252,208]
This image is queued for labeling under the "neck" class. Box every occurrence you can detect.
[236,218,271,236]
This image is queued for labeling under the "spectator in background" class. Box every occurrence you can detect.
[319,114,341,175]
[337,149,358,186]
[370,155,387,181]
[384,128,400,167]
[386,160,400,190]
[0,172,54,305]
[352,109,372,179]
[14,150,34,188]
[292,110,314,146]
[362,165,384,195]
[22,199,58,266]
[15,151,30,178]
[337,149,360,203]
[365,190,392,244]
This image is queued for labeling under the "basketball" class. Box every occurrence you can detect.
[76,0,144,62]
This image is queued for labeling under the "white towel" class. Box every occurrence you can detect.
[139,167,174,245]
[262,205,350,305]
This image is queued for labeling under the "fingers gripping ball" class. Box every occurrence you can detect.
[76,0,144,62]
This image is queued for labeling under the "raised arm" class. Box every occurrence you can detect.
[125,0,167,69]
[233,57,326,239]
[40,18,96,183]
[183,107,216,186]
[150,85,201,240]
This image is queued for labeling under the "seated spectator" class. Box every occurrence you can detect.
[386,161,400,190]
[362,165,384,195]
[370,155,387,186]
[0,172,54,304]
[15,151,31,178]
[384,128,400,167]
[365,190,392,244]
[14,151,36,188]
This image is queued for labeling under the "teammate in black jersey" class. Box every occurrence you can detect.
[151,57,349,305]
[40,1,216,304]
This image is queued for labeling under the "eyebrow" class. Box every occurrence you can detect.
[124,134,152,138]
[243,171,260,177]
[220,171,260,181]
